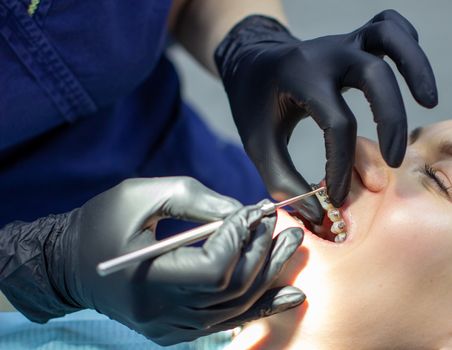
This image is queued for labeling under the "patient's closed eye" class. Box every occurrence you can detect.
[422,163,452,198]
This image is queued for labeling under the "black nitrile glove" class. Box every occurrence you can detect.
[0,177,304,346]
[215,10,437,223]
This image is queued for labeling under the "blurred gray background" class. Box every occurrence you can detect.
[168,0,451,183]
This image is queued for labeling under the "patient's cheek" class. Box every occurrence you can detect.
[273,209,306,287]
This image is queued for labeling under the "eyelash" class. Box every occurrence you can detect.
[423,163,451,195]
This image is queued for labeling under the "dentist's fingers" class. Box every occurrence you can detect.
[297,87,357,208]
[246,129,324,224]
[371,9,419,41]
[343,52,407,169]
[362,19,437,108]
[145,206,263,287]
[162,177,242,222]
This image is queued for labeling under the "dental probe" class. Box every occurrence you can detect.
[97,186,325,276]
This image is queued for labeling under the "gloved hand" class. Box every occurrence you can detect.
[53,177,304,345]
[215,10,437,223]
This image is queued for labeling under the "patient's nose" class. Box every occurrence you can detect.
[354,137,390,192]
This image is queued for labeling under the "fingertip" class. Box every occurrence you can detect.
[326,172,351,208]
[410,67,438,109]
[329,195,344,210]
[270,286,306,314]
[382,147,404,168]
[279,227,304,245]
[379,129,407,169]
[328,184,346,208]
[376,117,407,169]
[418,83,438,109]
[274,227,305,262]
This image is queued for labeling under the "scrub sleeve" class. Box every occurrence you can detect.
[0,0,266,344]
[0,0,267,232]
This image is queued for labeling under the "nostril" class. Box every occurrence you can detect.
[365,166,388,192]
[355,137,389,192]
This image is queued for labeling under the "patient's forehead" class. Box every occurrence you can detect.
[410,121,452,162]
[411,120,452,143]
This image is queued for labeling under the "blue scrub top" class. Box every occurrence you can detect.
[0,0,267,229]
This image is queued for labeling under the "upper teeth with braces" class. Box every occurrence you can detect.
[312,185,347,243]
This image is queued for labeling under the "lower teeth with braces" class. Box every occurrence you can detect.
[311,184,347,243]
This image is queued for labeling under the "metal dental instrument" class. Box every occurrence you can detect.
[97,186,325,276]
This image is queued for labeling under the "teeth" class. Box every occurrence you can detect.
[313,185,334,210]
[334,232,347,243]
[331,220,346,234]
[312,184,348,242]
[327,208,341,222]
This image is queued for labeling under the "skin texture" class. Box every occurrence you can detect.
[233,120,452,350]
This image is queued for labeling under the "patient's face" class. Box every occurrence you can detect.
[273,120,452,349]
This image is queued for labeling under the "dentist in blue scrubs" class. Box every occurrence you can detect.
[0,0,437,346]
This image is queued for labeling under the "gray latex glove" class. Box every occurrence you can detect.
[18,177,304,345]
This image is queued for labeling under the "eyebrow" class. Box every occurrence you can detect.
[439,140,452,158]
[408,126,452,159]
[409,127,424,144]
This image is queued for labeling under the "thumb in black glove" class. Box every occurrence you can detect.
[215,10,437,223]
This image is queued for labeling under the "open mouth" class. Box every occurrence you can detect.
[294,211,342,242]
[290,184,348,243]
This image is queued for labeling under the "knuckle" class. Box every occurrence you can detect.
[380,9,401,19]
[376,21,402,47]
[116,178,134,189]
[375,20,399,39]
[362,58,392,81]
[172,176,197,198]
[179,176,198,188]
[278,46,307,69]
[114,178,136,200]
[174,176,193,190]
[376,10,418,41]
